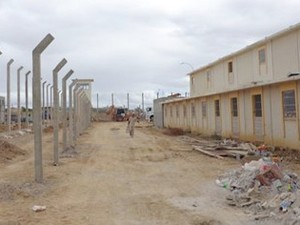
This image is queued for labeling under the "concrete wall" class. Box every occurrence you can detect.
[153,97,168,128]
[154,96,184,128]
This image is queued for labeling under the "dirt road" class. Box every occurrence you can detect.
[0,122,261,225]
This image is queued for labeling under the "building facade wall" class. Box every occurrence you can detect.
[163,24,300,150]
[164,80,300,149]
[190,27,300,97]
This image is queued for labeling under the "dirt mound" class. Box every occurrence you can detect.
[0,140,26,163]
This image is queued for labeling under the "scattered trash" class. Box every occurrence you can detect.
[216,156,300,222]
[279,199,294,212]
[180,135,300,222]
[32,205,46,212]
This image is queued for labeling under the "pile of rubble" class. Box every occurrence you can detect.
[189,137,264,160]
[216,156,300,223]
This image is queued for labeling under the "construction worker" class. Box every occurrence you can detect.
[127,113,137,137]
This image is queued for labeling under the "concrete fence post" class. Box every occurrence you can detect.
[46,83,50,123]
[32,33,54,183]
[73,86,81,142]
[42,81,47,125]
[52,58,67,166]
[17,66,24,131]
[50,86,53,122]
[7,59,14,133]
[78,91,85,135]
[62,70,73,151]
[68,80,77,147]
[25,71,31,128]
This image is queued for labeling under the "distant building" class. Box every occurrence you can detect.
[163,23,300,150]
[154,94,183,128]
[0,96,4,123]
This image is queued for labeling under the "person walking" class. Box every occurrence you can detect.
[127,113,137,137]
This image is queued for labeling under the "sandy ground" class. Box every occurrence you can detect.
[0,121,276,225]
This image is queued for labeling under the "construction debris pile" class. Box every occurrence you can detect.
[192,138,263,160]
[179,135,300,223]
[216,155,300,223]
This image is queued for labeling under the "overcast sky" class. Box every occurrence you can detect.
[1,0,300,109]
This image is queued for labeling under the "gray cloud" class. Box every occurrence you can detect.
[1,0,300,108]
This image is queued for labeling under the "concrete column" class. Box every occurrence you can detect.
[25,71,31,128]
[142,92,145,114]
[32,33,54,183]
[50,86,53,122]
[127,93,129,110]
[58,90,62,122]
[42,81,46,125]
[78,91,85,135]
[46,83,50,123]
[7,59,14,133]
[62,70,74,151]
[97,93,99,112]
[83,94,89,130]
[73,85,81,142]
[68,80,77,147]
[53,58,67,166]
[58,90,62,109]
[17,66,24,131]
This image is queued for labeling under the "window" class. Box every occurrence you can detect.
[253,95,262,117]
[258,48,266,64]
[202,101,207,117]
[164,108,167,117]
[170,106,173,117]
[228,61,233,73]
[206,70,211,88]
[282,90,296,118]
[215,100,220,117]
[191,103,195,117]
[228,61,234,84]
[231,97,238,117]
[183,105,187,117]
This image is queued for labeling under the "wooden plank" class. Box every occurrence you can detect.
[192,145,224,159]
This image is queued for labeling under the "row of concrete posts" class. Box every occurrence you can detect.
[1,34,94,183]
[31,34,93,183]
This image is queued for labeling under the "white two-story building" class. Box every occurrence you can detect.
[162,23,300,150]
